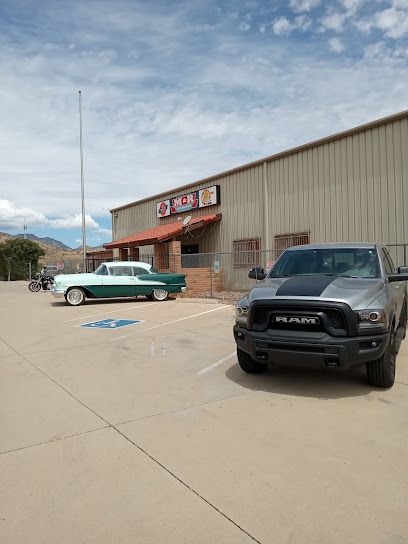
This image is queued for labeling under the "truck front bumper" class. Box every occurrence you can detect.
[233,326,389,369]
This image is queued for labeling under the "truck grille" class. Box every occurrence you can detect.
[251,305,347,336]
[325,310,345,329]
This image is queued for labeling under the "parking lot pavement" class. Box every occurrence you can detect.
[1,282,408,543]
[0,354,105,452]
[0,428,253,544]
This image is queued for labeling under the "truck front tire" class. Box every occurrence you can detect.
[237,348,268,374]
[366,330,396,388]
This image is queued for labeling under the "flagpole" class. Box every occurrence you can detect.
[78,90,87,271]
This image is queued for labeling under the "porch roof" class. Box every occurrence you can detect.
[104,213,222,249]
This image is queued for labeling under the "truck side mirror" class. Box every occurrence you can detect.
[398,266,408,274]
[248,267,266,280]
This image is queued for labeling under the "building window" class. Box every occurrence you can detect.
[233,239,261,268]
[274,232,310,254]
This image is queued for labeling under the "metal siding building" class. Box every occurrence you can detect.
[110,111,408,274]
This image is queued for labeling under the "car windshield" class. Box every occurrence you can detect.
[94,264,108,276]
[150,266,159,273]
[270,248,380,278]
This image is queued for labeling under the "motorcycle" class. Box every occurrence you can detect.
[28,271,54,292]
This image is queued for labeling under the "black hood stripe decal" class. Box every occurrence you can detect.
[276,275,337,297]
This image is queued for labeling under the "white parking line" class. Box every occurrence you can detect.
[63,302,162,323]
[110,305,231,341]
[197,351,237,375]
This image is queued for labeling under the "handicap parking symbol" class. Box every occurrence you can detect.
[80,319,142,329]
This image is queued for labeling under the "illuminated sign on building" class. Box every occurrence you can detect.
[156,185,220,218]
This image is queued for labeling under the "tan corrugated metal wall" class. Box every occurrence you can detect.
[112,115,408,253]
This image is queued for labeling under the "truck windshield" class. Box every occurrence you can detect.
[270,248,380,278]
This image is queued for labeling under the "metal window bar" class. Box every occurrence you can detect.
[233,239,261,268]
[274,232,310,255]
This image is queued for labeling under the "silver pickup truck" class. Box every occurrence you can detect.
[233,243,408,387]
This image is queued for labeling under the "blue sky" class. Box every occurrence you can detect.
[0,0,407,248]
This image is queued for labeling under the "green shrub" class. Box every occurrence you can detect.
[0,239,45,280]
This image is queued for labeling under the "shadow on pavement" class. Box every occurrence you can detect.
[50,297,163,307]
[225,362,378,400]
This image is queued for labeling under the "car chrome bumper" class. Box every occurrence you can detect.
[52,288,66,298]
[181,287,187,293]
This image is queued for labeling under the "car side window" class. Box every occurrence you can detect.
[96,265,108,276]
[110,266,133,276]
[381,248,394,275]
[133,267,149,276]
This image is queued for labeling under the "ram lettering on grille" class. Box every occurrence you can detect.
[275,316,319,325]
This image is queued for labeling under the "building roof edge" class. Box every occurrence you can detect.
[110,109,408,213]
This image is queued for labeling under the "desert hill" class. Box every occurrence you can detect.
[0,232,88,265]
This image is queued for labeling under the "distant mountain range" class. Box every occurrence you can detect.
[0,232,110,268]
[74,243,105,250]
[1,233,107,251]
[14,233,73,250]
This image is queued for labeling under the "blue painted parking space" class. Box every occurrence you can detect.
[80,319,142,329]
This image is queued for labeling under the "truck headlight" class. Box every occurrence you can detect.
[235,304,249,327]
[355,309,387,332]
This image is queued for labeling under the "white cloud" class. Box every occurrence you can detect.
[375,7,408,39]
[272,17,294,35]
[339,0,366,15]
[93,227,112,236]
[350,1,408,38]
[289,0,320,13]
[51,214,100,229]
[393,45,408,58]
[271,15,312,35]
[329,37,345,53]
[363,41,388,59]
[364,40,408,60]
[294,15,313,31]
[0,199,100,230]
[0,0,408,249]
[354,18,374,34]
[0,199,49,230]
[320,12,346,32]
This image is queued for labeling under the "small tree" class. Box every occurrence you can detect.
[0,243,7,280]
[0,239,45,280]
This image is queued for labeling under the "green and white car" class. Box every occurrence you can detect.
[52,261,187,306]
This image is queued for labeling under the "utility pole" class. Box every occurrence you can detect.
[78,90,87,272]
[23,218,27,239]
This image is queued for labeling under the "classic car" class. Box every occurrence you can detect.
[52,261,187,306]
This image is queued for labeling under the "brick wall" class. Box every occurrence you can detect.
[152,241,224,295]
[180,267,223,296]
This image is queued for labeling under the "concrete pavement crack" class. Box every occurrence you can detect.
[1,335,262,544]
[114,390,252,426]
[0,426,110,456]
[113,426,263,544]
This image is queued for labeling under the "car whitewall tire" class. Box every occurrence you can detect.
[151,289,169,301]
[65,287,85,306]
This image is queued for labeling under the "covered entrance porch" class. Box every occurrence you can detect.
[104,214,223,296]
